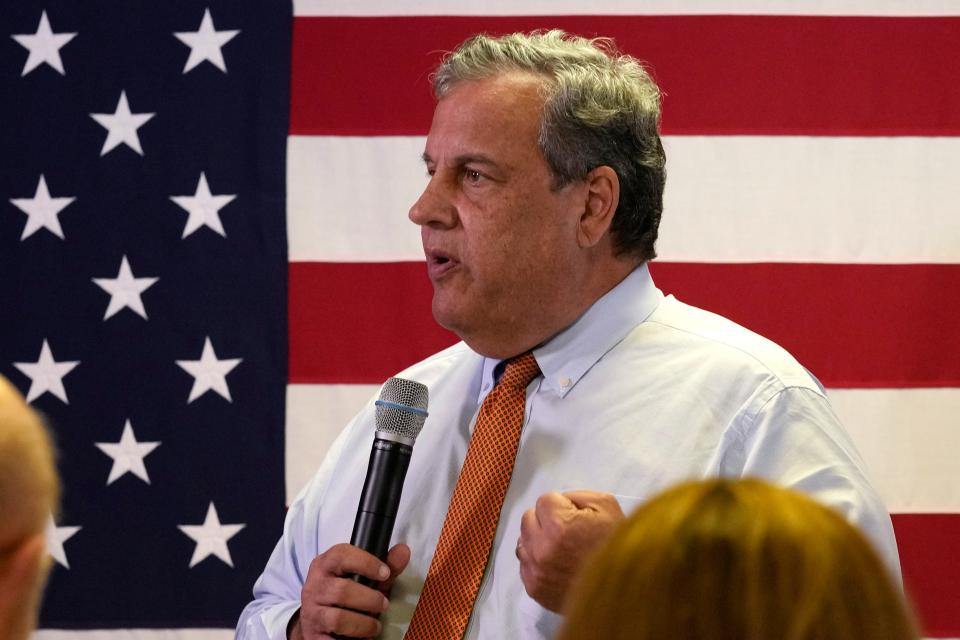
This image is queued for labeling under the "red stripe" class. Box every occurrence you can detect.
[893,513,960,637]
[290,16,960,136]
[288,262,457,384]
[650,262,960,389]
[288,262,960,387]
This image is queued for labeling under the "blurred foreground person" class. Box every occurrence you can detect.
[558,478,918,640]
[0,376,59,640]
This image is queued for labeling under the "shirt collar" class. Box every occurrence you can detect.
[479,263,663,401]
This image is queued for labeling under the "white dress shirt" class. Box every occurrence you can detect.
[237,263,899,640]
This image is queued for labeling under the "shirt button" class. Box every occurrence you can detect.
[482,382,491,391]
[559,376,572,388]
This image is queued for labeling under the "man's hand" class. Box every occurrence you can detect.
[516,491,625,613]
[289,542,410,639]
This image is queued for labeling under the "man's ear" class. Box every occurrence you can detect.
[576,166,620,248]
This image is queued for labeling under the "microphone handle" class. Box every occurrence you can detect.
[349,437,413,587]
[330,440,412,638]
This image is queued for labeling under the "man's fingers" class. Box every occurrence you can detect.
[378,543,411,594]
[515,536,533,566]
[312,543,390,583]
[519,505,541,545]
[533,491,581,535]
[304,575,389,615]
[300,604,382,639]
[562,490,625,514]
[298,543,402,639]
[534,491,575,520]
[386,543,411,575]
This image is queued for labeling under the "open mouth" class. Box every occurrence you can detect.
[427,248,453,265]
[426,250,457,278]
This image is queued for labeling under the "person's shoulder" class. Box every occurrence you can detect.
[642,295,823,393]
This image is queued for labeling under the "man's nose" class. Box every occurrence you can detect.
[409,176,457,228]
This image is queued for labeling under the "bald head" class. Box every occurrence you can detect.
[0,375,59,640]
[0,376,58,545]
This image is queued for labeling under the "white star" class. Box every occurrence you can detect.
[173,8,240,73]
[178,502,245,568]
[90,91,155,156]
[46,515,81,569]
[169,172,237,238]
[11,10,77,76]
[13,340,80,404]
[95,420,161,485]
[9,175,76,240]
[176,337,242,403]
[91,255,159,320]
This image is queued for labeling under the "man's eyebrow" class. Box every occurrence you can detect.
[421,152,500,167]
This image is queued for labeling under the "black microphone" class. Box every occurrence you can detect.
[349,377,429,587]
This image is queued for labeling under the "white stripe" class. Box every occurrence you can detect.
[288,135,960,263]
[287,136,424,263]
[660,136,960,263]
[294,0,960,17]
[33,632,233,640]
[829,388,960,514]
[286,383,378,501]
[286,384,960,512]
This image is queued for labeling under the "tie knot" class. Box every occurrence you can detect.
[500,352,540,391]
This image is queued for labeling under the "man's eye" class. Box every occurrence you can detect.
[464,169,483,183]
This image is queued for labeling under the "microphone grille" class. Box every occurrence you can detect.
[375,377,429,443]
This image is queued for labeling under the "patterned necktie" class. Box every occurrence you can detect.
[405,351,541,639]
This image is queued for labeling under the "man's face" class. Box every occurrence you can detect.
[409,73,587,357]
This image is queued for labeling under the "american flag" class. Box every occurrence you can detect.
[2,0,290,632]
[3,1,958,639]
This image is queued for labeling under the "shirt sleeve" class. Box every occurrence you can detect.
[235,419,357,640]
[729,384,902,583]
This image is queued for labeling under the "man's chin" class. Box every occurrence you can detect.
[431,299,472,338]
[431,303,459,333]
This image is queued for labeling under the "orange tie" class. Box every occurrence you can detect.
[405,352,541,639]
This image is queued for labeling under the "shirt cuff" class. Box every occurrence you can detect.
[258,600,302,640]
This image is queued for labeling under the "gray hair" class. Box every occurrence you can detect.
[433,30,666,262]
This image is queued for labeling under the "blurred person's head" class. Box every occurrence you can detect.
[558,478,918,640]
[0,375,59,640]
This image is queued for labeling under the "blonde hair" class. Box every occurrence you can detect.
[558,479,918,640]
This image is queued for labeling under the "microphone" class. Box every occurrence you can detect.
[349,377,429,586]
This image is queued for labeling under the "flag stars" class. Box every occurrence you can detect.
[9,175,76,240]
[13,340,80,404]
[178,502,245,568]
[95,420,161,485]
[46,515,82,569]
[174,8,240,73]
[170,172,237,238]
[90,91,155,156]
[176,337,242,403]
[92,255,159,320]
[12,10,77,76]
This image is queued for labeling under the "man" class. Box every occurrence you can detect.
[238,31,898,639]
[0,375,59,640]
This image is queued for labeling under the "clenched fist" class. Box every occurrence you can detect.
[516,491,625,612]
